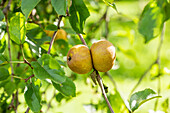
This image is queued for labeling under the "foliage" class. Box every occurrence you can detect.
[0,0,170,113]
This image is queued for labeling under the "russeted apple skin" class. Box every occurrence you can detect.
[67,45,93,74]
[90,40,116,72]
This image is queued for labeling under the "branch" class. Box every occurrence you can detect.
[77,34,87,46]
[129,24,165,97]
[96,71,114,113]
[45,92,56,113]
[47,15,64,54]
[24,74,35,82]
[3,0,14,81]
[77,33,115,113]
[154,23,165,111]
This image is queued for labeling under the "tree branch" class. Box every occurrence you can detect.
[96,71,114,113]
[24,74,35,82]
[47,15,64,54]
[3,0,14,81]
[129,24,165,97]
[25,107,30,113]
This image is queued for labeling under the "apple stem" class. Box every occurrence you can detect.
[78,33,115,113]
[77,34,88,46]
[47,15,63,54]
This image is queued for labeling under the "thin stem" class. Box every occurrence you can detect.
[154,23,165,111]
[47,15,63,54]
[129,61,156,96]
[129,23,165,98]
[24,74,35,82]
[10,61,25,64]
[21,44,33,69]
[25,107,30,113]
[12,76,24,80]
[96,71,114,113]
[3,0,14,81]
[45,92,56,113]
[77,34,87,46]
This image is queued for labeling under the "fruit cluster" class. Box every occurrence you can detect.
[67,40,116,74]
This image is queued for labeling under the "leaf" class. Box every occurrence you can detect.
[0,68,9,81]
[24,82,42,112]
[31,54,66,84]
[102,0,118,13]
[69,0,90,33]
[138,0,168,43]
[45,24,58,31]
[9,12,26,44]
[52,77,76,97]
[0,9,4,21]
[0,53,7,65]
[0,37,6,53]
[4,80,16,95]
[108,89,129,113]
[54,39,69,56]
[129,88,161,112]
[164,1,170,21]
[51,0,67,16]
[21,0,40,19]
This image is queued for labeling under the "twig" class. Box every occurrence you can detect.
[129,24,165,97]
[15,90,19,113]
[20,44,33,69]
[45,92,56,113]
[8,94,15,110]
[3,0,14,81]
[25,107,30,113]
[24,74,35,82]
[77,33,115,113]
[47,15,64,54]
[154,23,165,111]
[77,34,87,46]
[96,71,114,113]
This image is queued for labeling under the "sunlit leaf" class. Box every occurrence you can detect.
[51,0,67,16]
[31,54,66,84]
[52,77,76,97]
[0,68,9,81]
[138,0,169,43]
[21,0,40,19]
[109,89,129,113]
[24,82,42,112]
[102,0,118,13]
[0,36,6,53]
[0,53,7,65]
[162,98,169,112]
[9,12,26,44]
[69,0,90,33]
[129,88,161,112]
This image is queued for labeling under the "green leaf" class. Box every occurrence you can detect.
[0,68,9,81]
[0,37,6,53]
[0,53,7,65]
[52,77,76,97]
[9,12,26,44]
[24,82,42,112]
[45,24,58,31]
[21,0,40,19]
[51,0,67,16]
[69,0,90,33]
[54,39,69,56]
[108,89,129,113]
[164,1,170,21]
[4,80,16,95]
[0,9,4,21]
[138,0,168,43]
[129,88,161,112]
[102,0,118,13]
[31,54,66,84]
